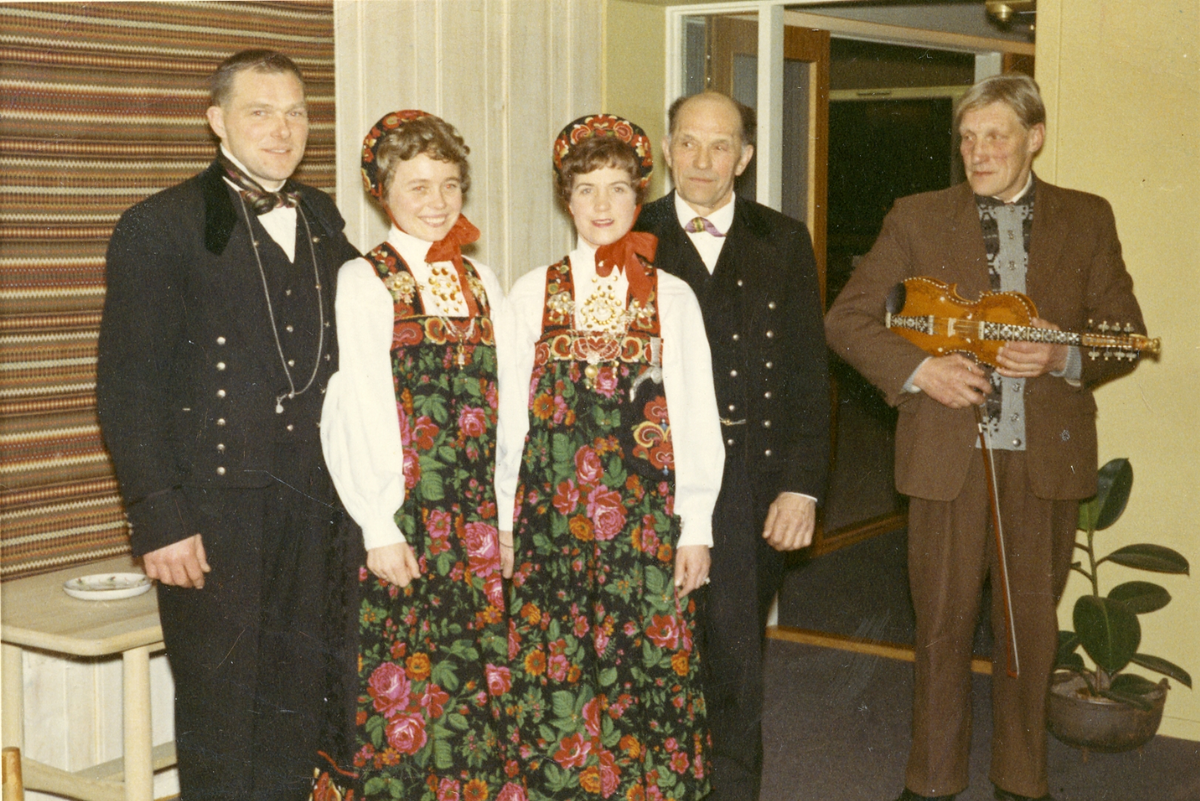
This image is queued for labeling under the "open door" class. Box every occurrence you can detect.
[709,17,829,297]
[710,18,908,555]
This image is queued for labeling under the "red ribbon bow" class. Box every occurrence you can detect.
[423,214,481,272]
[594,208,657,308]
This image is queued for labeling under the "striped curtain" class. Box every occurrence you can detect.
[0,1,337,580]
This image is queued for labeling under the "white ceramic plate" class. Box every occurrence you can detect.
[63,572,153,601]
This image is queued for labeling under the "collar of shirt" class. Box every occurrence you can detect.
[994,171,1035,204]
[672,190,735,233]
[387,226,470,317]
[220,147,298,262]
[673,191,734,274]
[220,145,286,192]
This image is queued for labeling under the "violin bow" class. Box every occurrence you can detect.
[975,405,1020,679]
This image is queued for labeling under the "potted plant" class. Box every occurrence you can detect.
[1050,457,1191,753]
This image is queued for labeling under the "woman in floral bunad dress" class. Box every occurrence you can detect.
[318,110,524,801]
[495,115,724,801]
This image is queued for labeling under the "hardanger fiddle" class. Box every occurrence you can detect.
[885,276,1160,368]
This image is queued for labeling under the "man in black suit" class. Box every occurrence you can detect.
[96,50,359,800]
[636,91,830,801]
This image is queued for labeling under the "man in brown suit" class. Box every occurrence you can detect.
[825,74,1146,801]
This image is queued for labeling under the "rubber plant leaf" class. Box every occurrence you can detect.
[1130,653,1193,688]
[1105,544,1191,575]
[1099,687,1155,711]
[1056,651,1086,672]
[1108,581,1171,614]
[1056,630,1080,659]
[1074,595,1140,673]
[1109,673,1163,696]
[1078,457,1132,532]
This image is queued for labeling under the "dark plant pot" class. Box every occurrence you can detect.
[1047,672,1168,753]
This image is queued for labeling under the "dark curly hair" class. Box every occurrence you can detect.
[555,135,646,207]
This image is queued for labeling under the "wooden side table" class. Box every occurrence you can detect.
[1,555,173,801]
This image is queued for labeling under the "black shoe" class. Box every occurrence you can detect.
[994,787,1056,801]
[894,790,957,801]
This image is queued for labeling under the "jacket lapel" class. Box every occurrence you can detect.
[943,183,991,299]
[202,161,238,256]
[200,165,289,380]
[654,192,712,299]
[1025,178,1067,308]
[719,198,775,329]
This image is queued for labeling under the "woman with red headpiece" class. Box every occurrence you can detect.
[319,111,521,801]
[496,115,723,800]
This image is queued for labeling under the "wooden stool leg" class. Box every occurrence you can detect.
[1,645,23,749]
[123,646,153,801]
[2,746,24,801]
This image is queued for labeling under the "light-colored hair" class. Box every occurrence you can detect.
[374,116,471,200]
[667,90,757,148]
[954,73,1045,130]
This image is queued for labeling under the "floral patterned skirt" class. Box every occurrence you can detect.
[502,356,710,801]
[328,336,523,801]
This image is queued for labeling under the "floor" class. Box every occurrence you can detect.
[759,638,1200,801]
[761,530,1200,801]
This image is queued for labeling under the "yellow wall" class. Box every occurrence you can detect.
[607,0,1200,742]
[605,0,669,200]
[1038,0,1200,741]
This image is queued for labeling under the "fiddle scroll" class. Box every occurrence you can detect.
[885,276,1159,369]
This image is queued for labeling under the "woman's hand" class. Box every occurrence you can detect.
[674,544,711,598]
[499,530,515,578]
[367,542,421,587]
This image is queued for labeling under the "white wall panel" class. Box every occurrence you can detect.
[335,0,603,288]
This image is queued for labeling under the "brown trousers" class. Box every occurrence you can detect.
[905,449,1077,799]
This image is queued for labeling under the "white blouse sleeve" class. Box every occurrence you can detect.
[468,260,516,526]
[320,258,407,550]
[494,267,548,532]
[658,272,724,549]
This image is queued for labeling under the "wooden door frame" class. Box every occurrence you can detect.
[708,17,829,300]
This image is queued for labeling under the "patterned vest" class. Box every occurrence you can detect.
[537,255,674,478]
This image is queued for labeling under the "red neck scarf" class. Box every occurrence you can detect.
[594,207,657,308]
[390,213,481,274]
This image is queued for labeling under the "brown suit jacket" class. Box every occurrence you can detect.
[825,178,1145,502]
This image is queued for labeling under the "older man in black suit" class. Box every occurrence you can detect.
[636,90,831,801]
[97,50,359,800]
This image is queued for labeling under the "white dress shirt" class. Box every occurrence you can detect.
[320,226,510,551]
[220,146,297,262]
[674,191,735,274]
[495,240,724,548]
